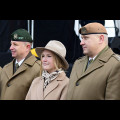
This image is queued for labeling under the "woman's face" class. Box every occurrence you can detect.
[41,50,56,73]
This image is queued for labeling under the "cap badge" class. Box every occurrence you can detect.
[81,27,87,34]
[14,34,18,40]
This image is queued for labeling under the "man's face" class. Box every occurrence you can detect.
[10,41,28,61]
[80,34,100,58]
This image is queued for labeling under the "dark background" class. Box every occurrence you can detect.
[0,20,27,68]
[0,20,83,69]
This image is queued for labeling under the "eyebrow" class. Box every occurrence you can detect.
[81,35,89,38]
[42,53,52,56]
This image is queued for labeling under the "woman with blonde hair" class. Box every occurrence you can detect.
[26,40,69,100]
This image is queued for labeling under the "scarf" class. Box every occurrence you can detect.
[42,69,63,90]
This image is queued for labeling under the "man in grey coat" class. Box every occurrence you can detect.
[67,22,120,100]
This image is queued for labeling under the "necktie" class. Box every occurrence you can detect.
[85,59,93,70]
[15,63,19,71]
[88,59,93,66]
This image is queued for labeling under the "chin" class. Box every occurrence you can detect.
[12,55,16,58]
[83,51,87,55]
[83,50,89,55]
[43,67,49,71]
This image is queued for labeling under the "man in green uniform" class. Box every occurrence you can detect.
[67,22,120,100]
[0,29,40,100]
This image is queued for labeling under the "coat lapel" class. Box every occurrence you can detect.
[35,77,60,100]
[44,80,59,99]
[6,55,37,82]
[12,64,28,78]
[36,78,44,100]
[77,48,114,81]
[76,56,88,79]
[43,72,65,99]
[80,60,104,79]
[5,61,14,80]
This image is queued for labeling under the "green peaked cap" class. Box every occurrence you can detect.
[11,29,33,43]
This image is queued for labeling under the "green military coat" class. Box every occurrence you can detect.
[0,54,40,100]
[67,48,120,100]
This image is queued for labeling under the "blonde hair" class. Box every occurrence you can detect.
[40,52,64,76]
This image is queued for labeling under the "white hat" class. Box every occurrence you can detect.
[35,40,69,70]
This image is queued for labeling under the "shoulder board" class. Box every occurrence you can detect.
[77,56,86,60]
[113,54,120,61]
[3,60,14,68]
[36,60,41,65]
[77,56,86,62]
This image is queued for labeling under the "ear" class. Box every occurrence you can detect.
[26,44,31,50]
[99,35,104,44]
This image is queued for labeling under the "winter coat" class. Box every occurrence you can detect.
[0,54,40,100]
[26,71,69,100]
[67,48,120,100]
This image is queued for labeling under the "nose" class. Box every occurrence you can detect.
[80,40,84,46]
[10,45,12,50]
[10,44,14,51]
[42,56,47,62]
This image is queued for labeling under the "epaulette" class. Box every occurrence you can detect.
[36,59,41,65]
[113,54,120,61]
[77,56,86,60]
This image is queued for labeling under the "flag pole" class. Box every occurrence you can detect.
[27,20,30,34]
[31,20,34,48]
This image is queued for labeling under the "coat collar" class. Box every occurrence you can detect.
[77,48,114,80]
[37,72,66,100]
[5,55,38,80]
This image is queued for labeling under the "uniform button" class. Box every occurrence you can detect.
[76,82,79,86]
[7,83,11,87]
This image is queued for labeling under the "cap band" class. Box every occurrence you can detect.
[81,33,108,35]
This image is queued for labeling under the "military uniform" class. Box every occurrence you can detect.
[0,52,40,100]
[67,23,120,100]
[0,29,41,100]
[67,47,120,100]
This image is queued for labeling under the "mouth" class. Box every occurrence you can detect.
[42,63,49,66]
[82,46,87,50]
[11,51,16,54]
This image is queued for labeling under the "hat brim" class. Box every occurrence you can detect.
[35,47,69,70]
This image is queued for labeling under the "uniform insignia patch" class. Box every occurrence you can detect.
[81,27,87,34]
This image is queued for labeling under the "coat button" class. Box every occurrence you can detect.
[76,82,79,86]
[7,83,11,87]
